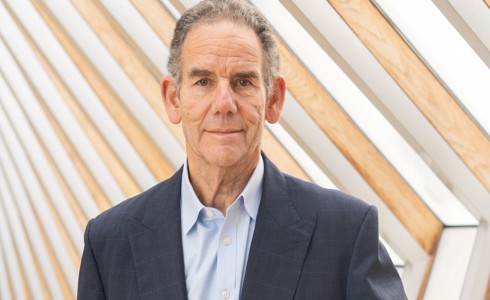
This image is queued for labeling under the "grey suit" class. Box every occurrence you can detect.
[77,154,407,299]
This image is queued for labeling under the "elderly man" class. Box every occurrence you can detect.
[77,0,407,299]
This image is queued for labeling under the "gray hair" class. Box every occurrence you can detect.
[167,0,280,98]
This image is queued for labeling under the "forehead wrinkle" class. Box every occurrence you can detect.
[184,51,260,78]
[184,40,260,71]
[191,36,260,52]
[182,21,264,80]
[184,24,262,59]
[187,43,260,62]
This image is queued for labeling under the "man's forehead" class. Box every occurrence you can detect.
[180,26,262,74]
[182,20,260,51]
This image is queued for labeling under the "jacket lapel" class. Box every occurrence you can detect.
[241,155,317,300]
[128,169,188,300]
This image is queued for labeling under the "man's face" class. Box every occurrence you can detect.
[171,21,271,168]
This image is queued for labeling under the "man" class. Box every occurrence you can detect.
[77,0,407,299]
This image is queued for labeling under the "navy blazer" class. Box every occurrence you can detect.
[78,154,407,299]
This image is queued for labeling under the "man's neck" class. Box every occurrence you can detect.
[187,154,260,215]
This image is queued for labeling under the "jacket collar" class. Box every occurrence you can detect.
[129,153,316,300]
[128,168,188,300]
[240,153,317,300]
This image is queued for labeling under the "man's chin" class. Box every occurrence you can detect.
[206,153,241,168]
[202,148,256,169]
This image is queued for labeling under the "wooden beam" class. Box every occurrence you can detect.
[35,179,76,299]
[328,0,490,192]
[0,99,71,299]
[0,185,32,300]
[485,276,490,300]
[0,78,81,272]
[0,237,15,300]
[7,1,114,212]
[485,0,490,9]
[13,3,141,202]
[278,39,442,254]
[33,49,140,202]
[416,245,438,299]
[35,169,81,275]
[0,133,73,300]
[33,210,74,300]
[0,177,51,300]
[32,0,175,183]
[261,129,310,181]
[93,1,162,80]
[131,0,185,100]
[26,98,89,227]
[71,0,185,146]
[131,0,175,47]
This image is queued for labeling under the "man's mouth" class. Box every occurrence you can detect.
[206,129,243,136]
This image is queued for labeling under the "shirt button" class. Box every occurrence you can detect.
[223,237,232,245]
[222,290,230,299]
[206,210,214,217]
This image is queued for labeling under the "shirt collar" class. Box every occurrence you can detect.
[180,156,264,234]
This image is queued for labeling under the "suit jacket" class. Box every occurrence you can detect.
[77,154,407,299]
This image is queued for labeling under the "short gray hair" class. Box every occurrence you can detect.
[167,0,280,98]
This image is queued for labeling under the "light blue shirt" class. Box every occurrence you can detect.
[181,157,264,300]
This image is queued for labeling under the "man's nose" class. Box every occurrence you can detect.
[213,81,238,114]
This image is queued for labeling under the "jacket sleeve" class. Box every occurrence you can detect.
[77,219,106,300]
[346,206,408,300]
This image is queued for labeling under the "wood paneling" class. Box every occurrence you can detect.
[0,187,50,299]
[327,0,490,193]
[26,99,88,228]
[32,0,175,184]
[36,172,80,275]
[485,276,490,300]
[0,237,15,300]
[0,117,71,299]
[278,40,442,254]
[71,0,185,146]
[131,0,176,46]
[0,133,72,299]
[13,0,139,203]
[0,206,27,300]
[29,189,73,300]
[1,0,113,217]
[0,200,32,300]
[37,57,139,204]
[261,129,310,181]
[0,73,81,285]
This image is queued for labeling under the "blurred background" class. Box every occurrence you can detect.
[0,0,489,299]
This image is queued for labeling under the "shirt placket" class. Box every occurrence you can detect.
[216,204,238,300]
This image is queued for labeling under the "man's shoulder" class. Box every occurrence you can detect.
[282,173,372,216]
[87,169,183,239]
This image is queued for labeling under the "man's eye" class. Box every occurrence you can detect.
[197,79,209,86]
[238,80,250,87]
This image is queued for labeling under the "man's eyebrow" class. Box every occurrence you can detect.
[188,68,212,78]
[187,69,259,79]
[234,71,259,79]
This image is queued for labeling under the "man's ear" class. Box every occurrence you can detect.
[161,76,182,124]
[265,76,286,124]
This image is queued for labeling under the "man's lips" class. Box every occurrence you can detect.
[205,129,243,135]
